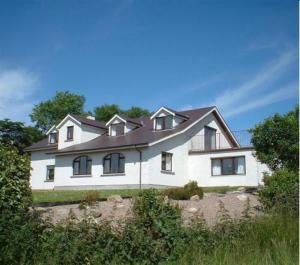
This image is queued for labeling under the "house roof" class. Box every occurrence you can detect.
[26,106,239,154]
[69,114,107,129]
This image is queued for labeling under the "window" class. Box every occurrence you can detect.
[204,126,216,150]
[73,156,92,175]
[103,153,125,174]
[46,165,55,181]
[111,123,124,136]
[155,115,173,130]
[211,156,245,176]
[49,132,57,144]
[161,152,172,171]
[67,126,74,140]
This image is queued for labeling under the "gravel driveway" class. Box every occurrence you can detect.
[37,192,261,226]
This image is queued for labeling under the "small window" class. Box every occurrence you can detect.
[73,156,92,175]
[67,126,74,140]
[46,165,55,181]
[161,152,172,171]
[103,153,125,174]
[49,133,57,144]
[211,156,245,176]
[155,115,173,130]
[111,123,124,136]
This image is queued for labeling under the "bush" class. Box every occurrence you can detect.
[259,169,299,215]
[0,146,32,213]
[164,181,203,200]
[78,191,99,209]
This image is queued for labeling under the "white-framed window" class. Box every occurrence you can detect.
[161,152,172,171]
[155,115,173,130]
[111,123,125,136]
[103,153,125,174]
[49,132,57,144]
[211,156,246,176]
[46,165,55,181]
[67,126,74,140]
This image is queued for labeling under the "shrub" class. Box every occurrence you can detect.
[78,191,99,209]
[0,146,32,213]
[164,181,203,200]
[259,169,299,215]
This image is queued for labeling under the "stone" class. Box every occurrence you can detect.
[190,195,200,201]
[238,187,246,192]
[236,194,248,201]
[107,195,123,203]
[252,191,259,196]
[217,193,225,197]
[187,207,198,213]
[116,204,125,209]
[163,196,169,203]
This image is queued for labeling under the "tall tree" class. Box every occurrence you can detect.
[122,106,151,119]
[30,91,86,132]
[250,105,299,172]
[94,104,121,122]
[0,119,44,154]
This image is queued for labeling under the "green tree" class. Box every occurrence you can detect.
[30,91,86,132]
[250,106,299,171]
[122,106,151,118]
[0,146,32,213]
[94,104,121,122]
[0,119,44,154]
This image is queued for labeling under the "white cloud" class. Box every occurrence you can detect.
[0,68,39,123]
[211,48,298,116]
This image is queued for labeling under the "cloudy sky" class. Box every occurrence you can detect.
[0,0,298,129]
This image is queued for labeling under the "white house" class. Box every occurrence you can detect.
[26,106,269,190]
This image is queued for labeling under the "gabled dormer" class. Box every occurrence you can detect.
[151,107,188,131]
[106,114,142,136]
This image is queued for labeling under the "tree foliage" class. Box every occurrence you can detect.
[0,119,44,154]
[30,91,86,132]
[250,106,299,171]
[0,146,32,214]
[94,104,151,122]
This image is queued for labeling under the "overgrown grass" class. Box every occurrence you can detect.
[168,214,299,265]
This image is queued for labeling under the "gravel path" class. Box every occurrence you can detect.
[37,192,261,226]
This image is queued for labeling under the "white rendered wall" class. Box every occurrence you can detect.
[81,125,104,142]
[30,151,55,189]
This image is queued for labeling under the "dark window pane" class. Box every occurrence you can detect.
[67,126,74,140]
[165,116,173,129]
[119,158,125,173]
[115,124,124,136]
[156,117,164,130]
[73,161,79,175]
[103,157,110,173]
[49,133,57,144]
[80,157,87,175]
[111,153,119,173]
[204,127,216,150]
[47,166,55,181]
[222,158,234,175]
[161,152,172,171]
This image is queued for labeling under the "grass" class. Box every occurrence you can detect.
[32,186,252,204]
[168,213,299,265]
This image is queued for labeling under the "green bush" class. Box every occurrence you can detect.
[259,169,299,215]
[164,181,203,200]
[0,146,32,213]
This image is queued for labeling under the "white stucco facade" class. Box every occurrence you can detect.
[28,109,270,190]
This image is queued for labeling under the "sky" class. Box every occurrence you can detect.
[0,0,298,130]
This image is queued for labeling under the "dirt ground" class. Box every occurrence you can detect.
[37,192,262,227]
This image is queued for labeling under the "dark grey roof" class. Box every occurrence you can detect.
[70,114,107,129]
[44,107,216,154]
[24,138,57,151]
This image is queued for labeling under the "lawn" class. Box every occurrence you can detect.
[32,186,244,204]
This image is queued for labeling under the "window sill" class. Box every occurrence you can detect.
[44,180,54,182]
[101,173,126,177]
[211,174,246,177]
[65,139,73,142]
[161,170,175,175]
[71,175,92,178]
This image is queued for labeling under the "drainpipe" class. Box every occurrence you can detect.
[135,146,142,190]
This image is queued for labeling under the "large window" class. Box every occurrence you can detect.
[212,156,245,176]
[111,123,125,136]
[161,152,173,171]
[103,153,125,174]
[204,126,216,150]
[46,165,55,181]
[67,126,74,140]
[73,156,92,175]
[49,132,57,144]
[155,115,173,130]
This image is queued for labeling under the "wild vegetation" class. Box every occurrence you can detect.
[163,181,204,200]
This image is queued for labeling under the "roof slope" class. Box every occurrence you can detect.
[70,114,107,129]
[48,107,215,154]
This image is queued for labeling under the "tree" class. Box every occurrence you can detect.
[0,119,44,154]
[0,146,32,213]
[250,106,299,172]
[122,106,151,119]
[30,91,86,132]
[94,104,151,122]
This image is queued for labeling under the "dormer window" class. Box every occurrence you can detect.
[49,132,57,144]
[111,123,124,136]
[155,115,173,130]
[67,126,74,140]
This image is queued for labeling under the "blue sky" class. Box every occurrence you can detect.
[0,0,298,130]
